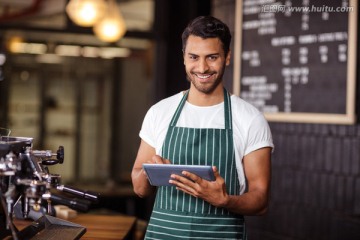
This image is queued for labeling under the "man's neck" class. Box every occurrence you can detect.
[187,85,224,106]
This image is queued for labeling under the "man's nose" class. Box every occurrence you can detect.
[197,58,209,73]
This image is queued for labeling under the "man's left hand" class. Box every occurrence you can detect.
[169,166,229,208]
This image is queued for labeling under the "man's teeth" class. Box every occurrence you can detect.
[196,74,211,79]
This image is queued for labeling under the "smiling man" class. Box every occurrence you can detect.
[131,16,274,239]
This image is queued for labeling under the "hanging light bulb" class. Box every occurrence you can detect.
[66,0,106,27]
[93,0,127,42]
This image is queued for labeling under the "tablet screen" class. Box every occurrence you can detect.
[143,164,215,186]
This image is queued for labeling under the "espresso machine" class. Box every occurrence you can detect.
[0,135,99,239]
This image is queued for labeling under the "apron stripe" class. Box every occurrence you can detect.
[147,225,242,235]
[192,129,195,165]
[166,127,176,163]
[185,128,190,164]
[172,128,180,165]
[146,230,244,240]
[147,208,245,239]
[224,130,229,212]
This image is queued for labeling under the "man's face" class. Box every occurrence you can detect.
[183,35,230,94]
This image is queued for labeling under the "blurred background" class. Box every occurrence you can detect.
[0,0,359,239]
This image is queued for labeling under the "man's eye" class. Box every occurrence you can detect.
[208,56,218,61]
[189,55,197,60]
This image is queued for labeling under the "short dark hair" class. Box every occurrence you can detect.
[182,16,231,56]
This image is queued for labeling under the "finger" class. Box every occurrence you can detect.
[180,171,202,184]
[170,179,195,193]
[142,169,149,178]
[152,155,171,164]
[212,166,221,178]
[176,186,194,196]
[170,174,195,186]
[152,155,163,164]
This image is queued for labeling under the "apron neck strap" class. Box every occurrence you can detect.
[170,88,232,130]
[224,88,232,130]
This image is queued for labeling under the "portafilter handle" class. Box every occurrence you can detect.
[56,185,99,203]
[50,193,91,212]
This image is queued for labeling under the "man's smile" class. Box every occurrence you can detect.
[194,73,214,81]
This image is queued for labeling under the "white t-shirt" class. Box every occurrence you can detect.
[140,92,274,194]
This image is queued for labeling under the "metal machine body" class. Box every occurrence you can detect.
[0,136,98,240]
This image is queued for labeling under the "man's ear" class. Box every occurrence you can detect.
[226,50,231,66]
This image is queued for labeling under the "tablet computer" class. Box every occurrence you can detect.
[143,164,215,186]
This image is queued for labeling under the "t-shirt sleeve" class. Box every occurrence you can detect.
[139,107,156,148]
[244,112,274,155]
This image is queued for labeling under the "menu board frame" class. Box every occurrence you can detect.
[233,0,358,124]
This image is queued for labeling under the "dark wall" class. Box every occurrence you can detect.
[212,0,360,239]
[248,123,360,240]
[153,0,211,101]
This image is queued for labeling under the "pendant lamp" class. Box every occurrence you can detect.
[93,0,127,42]
[66,0,106,27]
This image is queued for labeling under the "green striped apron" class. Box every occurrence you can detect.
[145,88,246,240]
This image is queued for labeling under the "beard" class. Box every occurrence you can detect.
[186,63,226,94]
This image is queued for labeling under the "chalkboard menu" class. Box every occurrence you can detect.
[233,0,358,124]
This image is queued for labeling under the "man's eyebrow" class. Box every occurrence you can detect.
[186,53,220,57]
